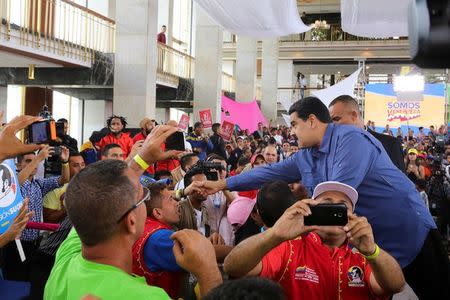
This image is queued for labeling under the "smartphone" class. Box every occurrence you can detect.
[304,203,348,226]
[28,120,57,144]
[165,131,185,151]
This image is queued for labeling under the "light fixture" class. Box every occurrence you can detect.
[310,0,330,29]
[393,75,425,92]
[28,64,35,80]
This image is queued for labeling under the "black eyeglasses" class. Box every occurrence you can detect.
[116,187,151,223]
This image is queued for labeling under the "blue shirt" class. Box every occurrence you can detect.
[185,133,213,160]
[20,176,61,241]
[143,229,182,272]
[227,123,436,267]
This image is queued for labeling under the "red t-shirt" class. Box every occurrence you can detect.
[260,232,385,300]
[157,32,166,44]
[95,132,134,158]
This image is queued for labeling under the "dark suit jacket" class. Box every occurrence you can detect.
[368,129,405,172]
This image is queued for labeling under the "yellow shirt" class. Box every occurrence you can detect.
[43,183,68,210]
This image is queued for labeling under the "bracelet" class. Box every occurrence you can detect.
[61,160,69,165]
[133,154,149,171]
[175,189,184,200]
[361,244,380,260]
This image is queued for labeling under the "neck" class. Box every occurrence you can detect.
[315,123,329,148]
[82,235,134,274]
[316,232,347,249]
[113,132,122,138]
[189,197,202,210]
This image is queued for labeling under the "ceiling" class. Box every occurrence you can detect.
[0,50,62,68]
[297,0,340,14]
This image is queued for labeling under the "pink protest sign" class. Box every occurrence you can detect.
[220,120,235,141]
[221,95,267,132]
[199,109,213,128]
[178,114,190,130]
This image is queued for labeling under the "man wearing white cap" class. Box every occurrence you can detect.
[224,181,405,300]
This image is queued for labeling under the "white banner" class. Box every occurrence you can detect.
[282,114,291,126]
[195,0,310,38]
[312,67,362,107]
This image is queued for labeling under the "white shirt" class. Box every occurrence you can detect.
[194,208,205,236]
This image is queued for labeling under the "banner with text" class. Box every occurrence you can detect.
[0,159,24,234]
[364,83,445,129]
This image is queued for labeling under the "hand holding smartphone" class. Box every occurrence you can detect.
[303,203,348,226]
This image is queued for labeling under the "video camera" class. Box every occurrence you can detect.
[192,160,225,181]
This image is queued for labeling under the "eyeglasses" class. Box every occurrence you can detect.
[116,187,151,223]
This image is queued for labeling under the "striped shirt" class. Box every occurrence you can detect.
[39,216,72,256]
[20,176,61,241]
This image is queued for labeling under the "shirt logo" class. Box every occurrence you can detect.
[294,265,319,284]
[347,266,365,287]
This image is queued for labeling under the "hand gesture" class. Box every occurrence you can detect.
[171,229,217,276]
[60,146,69,162]
[129,140,144,159]
[344,214,376,256]
[184,181,207,197]
[139,125,181,165]
[271,200,319,242]
[0,114,43,161]
[200,179,227,196]
[37,145,53,161]
[3,198,34,242]
[209,232,225,245]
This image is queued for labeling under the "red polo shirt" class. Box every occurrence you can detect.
[260,232,385,300]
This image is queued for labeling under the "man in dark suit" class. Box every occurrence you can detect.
[208,123,227,159]
[328,95,405,172]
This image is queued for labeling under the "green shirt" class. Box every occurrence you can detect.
[44,229,170,300]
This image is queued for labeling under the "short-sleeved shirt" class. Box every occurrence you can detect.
[43,183,68,211]
[21,176,61,241]
[260,232,383,300]
[44,229,169,300]
[95,132,134,158]
[144,229,181,272]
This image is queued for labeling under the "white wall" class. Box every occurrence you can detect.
[155,108,167,124]
[6,85,23,122]
[0,86,7,118]
[87,0,109,16]
[52,91,83,144]
[83,100,106,143]
[158,0,170,30]
[222,61,234,76]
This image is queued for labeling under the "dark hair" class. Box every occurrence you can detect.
[212,123,221,133]
[65,160,136,246]
[162,25,166,28]
[180,153,199,172]
[207,153,226,162]
[237,156,250,167]
[204,277,285,300]
[194,121,203,129]
[16,152,36,164]
[154,170,172,181]
[416,179,427,190]
[288,97,332,123]
[146,182,168,217]
[184,167,206,188]
[329,95,360,114]
[257,181,296,227]
[106,115,128,129]
[57,118,68,124]
[419,126,424,130]
[70,152,83,158]
[101,143,122,157]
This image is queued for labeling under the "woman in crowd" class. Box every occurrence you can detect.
[405,148,425,183]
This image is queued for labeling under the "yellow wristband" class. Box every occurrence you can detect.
[362,244,380,260]
[133,154,149,170]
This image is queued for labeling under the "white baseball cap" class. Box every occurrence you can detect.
[312,181,358,211]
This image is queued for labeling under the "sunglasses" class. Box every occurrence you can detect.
[116,187,151,223]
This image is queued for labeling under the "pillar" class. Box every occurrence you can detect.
[193,4,223,123]
[113,0,158,127]
[261,38,279,122]
[0,85,7,117]
[236,37,257,102]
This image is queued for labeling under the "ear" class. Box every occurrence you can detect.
[351,110,358,122]
[152,208,163,220]
[124,212,138,235]
[308,114,317,128]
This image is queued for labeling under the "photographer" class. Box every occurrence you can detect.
[56,118,78,153]
[224,181,405,299]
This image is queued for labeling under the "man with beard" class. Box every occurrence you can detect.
[95,115,134,158]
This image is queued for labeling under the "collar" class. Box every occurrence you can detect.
[317,123,334,154]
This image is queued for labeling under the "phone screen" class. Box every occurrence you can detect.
[165,131,185,151]
[31,122,49,144]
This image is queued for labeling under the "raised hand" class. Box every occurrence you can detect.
[60,146,69,162]
[344,214,376,256]
[271,200,319,242]
[2,198,34,243]
[0,115,43,161]
[138,125,181,164]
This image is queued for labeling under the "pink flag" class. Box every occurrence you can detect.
[199,109,213,128]
[221,95,268,133]
[220,120,235,141]
[178,114,190,130]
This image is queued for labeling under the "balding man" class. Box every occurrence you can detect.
[328,95,405,172]
[263,145,278,164]
[133,118,155,144]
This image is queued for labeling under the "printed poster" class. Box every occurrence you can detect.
[178,114,190,131]
[199,109,213,128]
[220,120,235,141]
[0,159,24,234]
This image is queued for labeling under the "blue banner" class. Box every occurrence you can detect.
[0,159,24,234]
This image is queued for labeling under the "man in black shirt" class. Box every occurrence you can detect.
[57,118,78,154]
[209,123,227,159]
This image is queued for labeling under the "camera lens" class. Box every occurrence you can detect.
[337,213,343,218]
